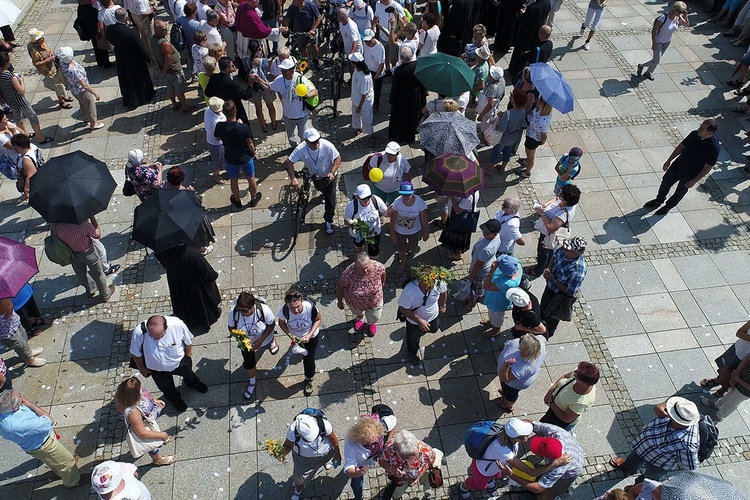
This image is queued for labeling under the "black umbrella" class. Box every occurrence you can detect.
[132,189,207,253]
[28,151,117,224]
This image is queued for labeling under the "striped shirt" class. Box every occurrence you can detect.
[631,417,699,472]
[55,221,100,253]
[531,422,584,489]
[0,70,31,110]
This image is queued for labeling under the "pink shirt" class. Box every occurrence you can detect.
[235,2,271,38]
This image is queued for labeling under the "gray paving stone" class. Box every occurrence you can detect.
[659,349,714,395]
[588,297,645,338]
[614,354,675,400]
[581,265,626,300]
[612,261,667,296]
[672,254,729,290]
[606,334,655,358]
[630,293,687,332]
[692,286,749,325]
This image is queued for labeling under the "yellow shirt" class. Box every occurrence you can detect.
[553,377,596,425]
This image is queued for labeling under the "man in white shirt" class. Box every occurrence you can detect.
[284,128,341,234]
[171,0,187,19]
[349,0,374,37]
[362,29,385,112]
[417,12,440,56]
[124,0,155,56]
[338,8,361,82]
[129,315,208,413]
[200,11,225,50]
[344,183,388,257]
[204,96,227,183]
[268,58,317,147]
[373,0,404,73]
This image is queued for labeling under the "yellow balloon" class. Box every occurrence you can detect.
[295,84,308,97]
[369,167,384,183]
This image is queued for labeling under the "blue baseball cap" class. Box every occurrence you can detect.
[398,181,415,195]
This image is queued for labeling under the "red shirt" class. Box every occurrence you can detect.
[55,221,100,253]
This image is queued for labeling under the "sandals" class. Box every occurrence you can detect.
[700,378,720,389]
[243,381,257,399]
[609,457,625,469]
[269,338,279,355]
[152,455,177,466]
[60,102,73,109]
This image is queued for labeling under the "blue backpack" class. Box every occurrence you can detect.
[464,419,505,459]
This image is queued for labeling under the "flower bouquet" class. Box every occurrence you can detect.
[347,218,376,247]
[280,329,308,356]
[229,329,254,352]
[410,264,455,289]
[260,438,287,462]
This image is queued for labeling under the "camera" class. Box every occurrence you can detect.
[385,6,395,13]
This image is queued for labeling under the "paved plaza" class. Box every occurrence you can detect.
[2,0,750,498]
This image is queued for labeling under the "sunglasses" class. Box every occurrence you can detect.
[363,439,380,448]
[285,292,303,301]
[238,307,252,313]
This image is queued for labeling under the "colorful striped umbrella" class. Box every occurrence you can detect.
[423,153,484,197]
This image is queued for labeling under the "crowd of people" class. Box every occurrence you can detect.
[0,0,746,499]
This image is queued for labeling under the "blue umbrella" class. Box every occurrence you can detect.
[529,63,575,114]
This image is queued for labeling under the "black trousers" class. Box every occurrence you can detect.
[315,178,337,223]
[655,167,691,209]
[303,334,320,379]
[77,5,110,66]
[373,76,384,107]
[16,295,41,335]
[149,356,202,404]
[405,317,440,355]
[539,286,561,338]
[533,233,553,274]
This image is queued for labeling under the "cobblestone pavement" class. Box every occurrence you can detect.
[2,0,750,498]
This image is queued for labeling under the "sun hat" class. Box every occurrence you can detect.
[385,141,401,155]
[354,184,372,198]
[562,236,587,253]
[55,46,74,64]
[504,418,533,438]
[666,396,700,426]
[291,414,320,442]
[489,65,504,81]
[349,52,364,63]
[506,288,530,308]
[362,28,376,41]
[480,219,502,234]
[303,128,320,142]
[398,181,414,195]
[278,58,295,70]
[28,29,44,42]
[496,255,520,277]
[91,461,123,495]
[475,45,491,61]
[530,436,563,459]
[208,96,224,113]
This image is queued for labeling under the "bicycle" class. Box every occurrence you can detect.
[286,31,317,72]
[317,54,345,115]
[292,167,313,244]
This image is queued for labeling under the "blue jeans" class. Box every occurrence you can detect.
[490,143,512,164]
[350,475,364,500]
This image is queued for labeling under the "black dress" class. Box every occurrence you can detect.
[493,0,525,57]
[507,0,551,78]
[156,245,221,335]
[437,0,481,56]
[106,23,155,109]
[388,61,426,144]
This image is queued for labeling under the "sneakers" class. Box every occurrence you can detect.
[31,347,44,357]
[102,284,116,302]
[637,63,644,76]
[190,381,209,393]
[644,72,655,81]
[230,195,242,209]
[325,222,334,234]
[643,199,662,209]
[303,378,314,396]
[583,42,590,51]
[324,461,333,470]
[201,245,214,256]
[26,357,47,367]
[366,324,377,337]
[408,351,421,364]
[458,483,471,500]
[171,397,188,413]
[579,25,586,36]
[104,263,121,276]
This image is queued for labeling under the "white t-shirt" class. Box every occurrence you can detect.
[735,337,750,359]
[390,195,428,235]
[344,439,375,471]
[268,56,297,80]
[540,200,575,235]
[97,6,119,26]
[351,69,374,104]
[171,0,187,18]
[269,72,315,119]
[227,303,275,346]
[95,463,151,500]
[288,139,340,177]
[654,13,680,44]
[395,37,418,66]
[447,192,478,216]
[0,129,19,162]
[374,1,404,42]
[278,300,320,339]
[344,195,387,237]
[196,2,211,22]
[349,4,374,36]
[199,21,223,48]
[204,108,226,146]
[475,437,518,477]
[363,40,386,77]
[494,211,522,255]
[340,20,361,55]
[397,281,447,323]
[370,153,411,193]
[285,418,334,457]
[418,25,440,56]
[129,316,193,372]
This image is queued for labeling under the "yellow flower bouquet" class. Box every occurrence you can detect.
[410,264,455,289]
[229,329,254,352]
[260,438,287,462]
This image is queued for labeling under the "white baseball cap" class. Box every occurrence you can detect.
[385,141,401,155]
[278,58,296,70]
[354,184,372,198]
[363,29,375,41]
[291,414,320,442]
[504,418,534,438]
[304,128,321,142]
[349,52,364,63]
[506,288,530,308]
[354,0,365,7]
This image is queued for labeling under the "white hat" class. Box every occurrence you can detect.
[349,52,364,63]
[303,128,320,142]
[291,414,320,442]
[504,418,534,438]
[56,46,74,64]
[381,415,397,432]
[354,184,372,198]
[506,288,530,308]
[208,96,224,113]
[127,149,144,166]
[362,29,375,41]
[666,396,700,426]
[489,65,504,81]
[475,45,491,61]
[278,58,296,70]
[28,28,44,42]
[384,141,401,155]
[354,0,365,7]
[91,461,123,494]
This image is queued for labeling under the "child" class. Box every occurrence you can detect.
[192,31,209,80]
[554,147,583,196]
[462,24,489,65]
[580,0,607,51]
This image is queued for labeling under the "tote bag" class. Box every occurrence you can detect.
[125,407,164,458]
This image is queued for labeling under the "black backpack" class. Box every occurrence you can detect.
[352,195,382,215]
[170,22,187,53]
[697,414,719,462]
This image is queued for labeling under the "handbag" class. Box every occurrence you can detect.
[125,407,164,458]
[542,291,576,322]
[122,179,136,197]
[448,209,479,233]
[428,466,443,488]
[535,208,570,250]
[449,278,472,302]
[483,117,504,146]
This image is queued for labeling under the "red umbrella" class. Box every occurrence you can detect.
[423,153,484,197]
[0,236,39,299]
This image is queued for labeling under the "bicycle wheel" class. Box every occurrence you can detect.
[294,187,309,239]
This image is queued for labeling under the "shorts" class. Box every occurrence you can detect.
[500,381,521,402]
[251,88,276,105]
[226,158,256,179]
[395,231,420,254]
[292,448,336,487]
[542,475,578,497]
[208,143,225,170]
[524,136,543,150]
[8,104,40,126]
[164,71,187,95]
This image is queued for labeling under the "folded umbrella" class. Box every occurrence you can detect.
[0,0,22,26]
[28,151,117,224]
[132,189,207,254]
[0,237,38,299]
[414,53,476,97]
[423,153,483,198]
[419,112,480,157]
[529,62,575,114]
[661,472,746,500]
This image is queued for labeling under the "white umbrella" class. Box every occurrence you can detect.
[0,0,22,26]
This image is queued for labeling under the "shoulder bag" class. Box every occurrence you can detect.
[535,208,570,250]
[541,290,576,322]
[447,192,480,233]
[125,407,164,458]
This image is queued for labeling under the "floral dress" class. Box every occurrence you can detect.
[125,163,159,202]
[340,261,385,311]
[381,440,435,485]
[125,387,163,455]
